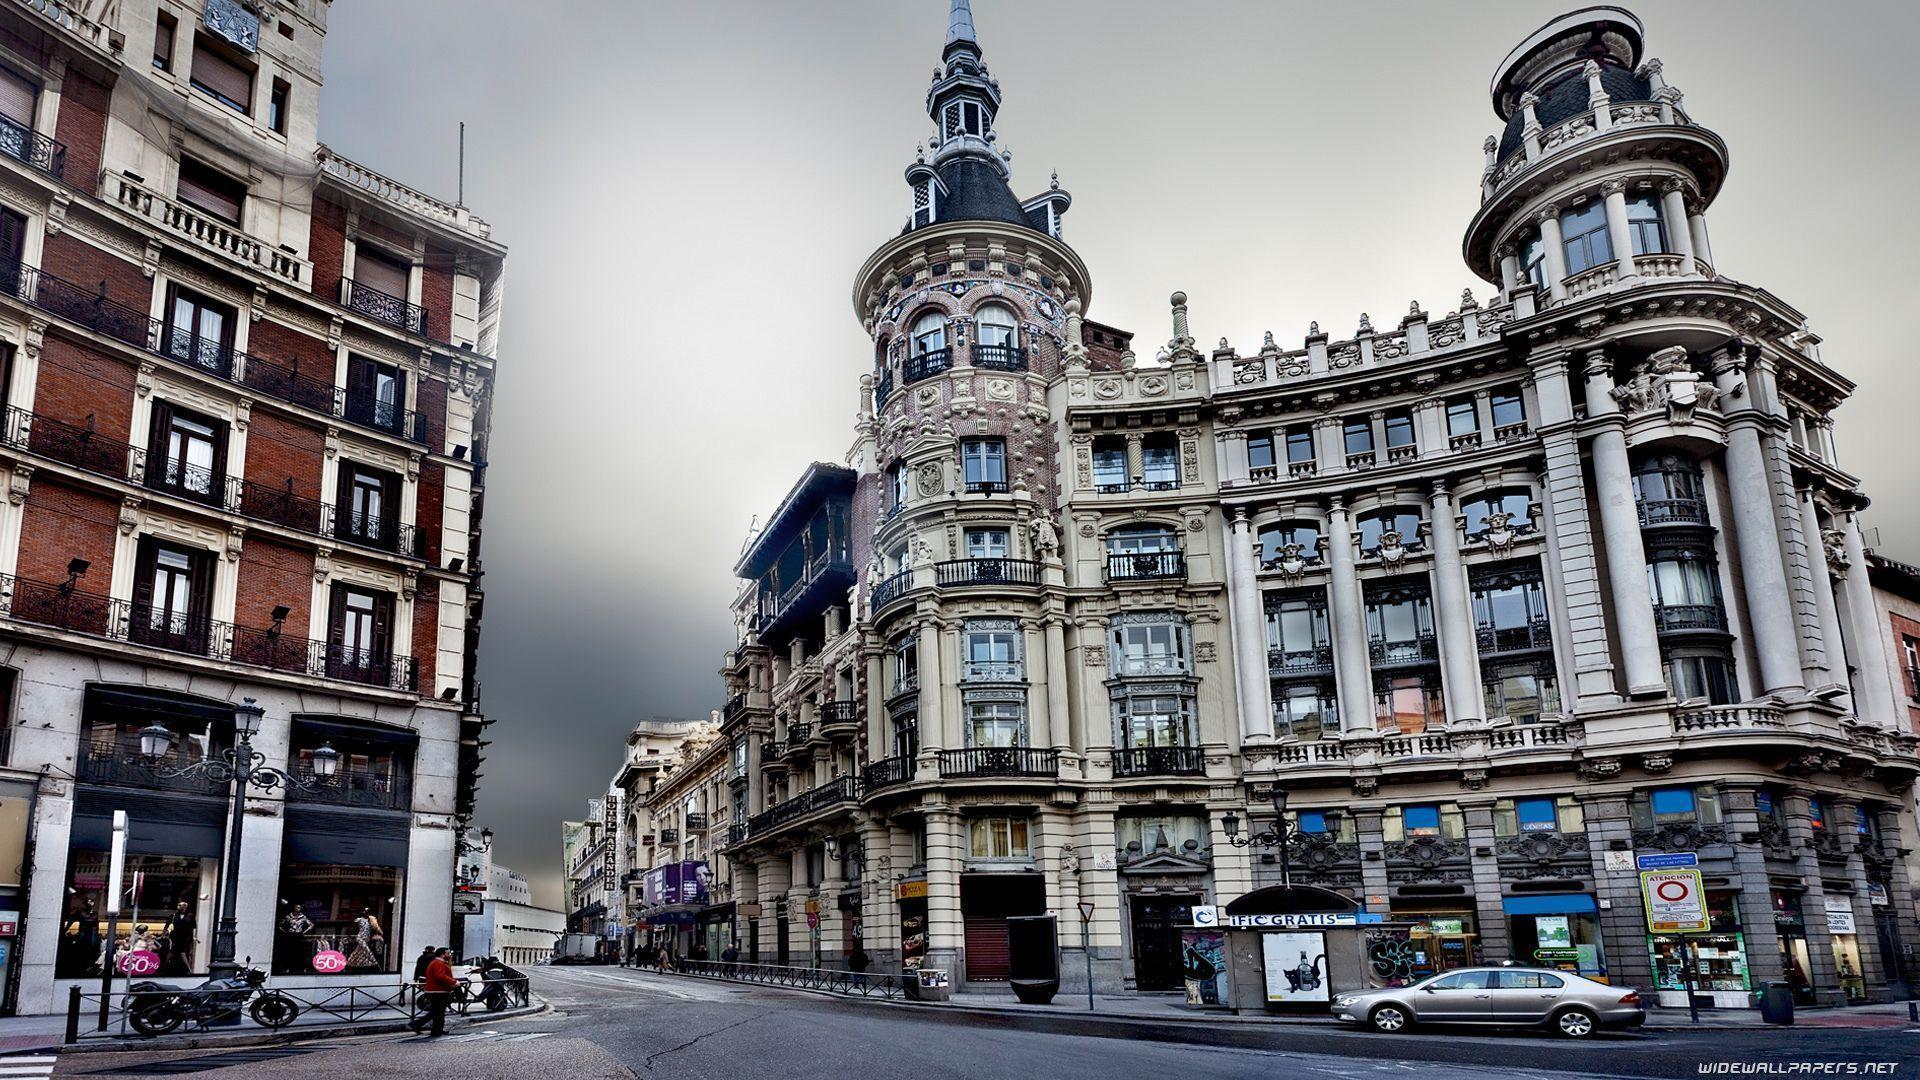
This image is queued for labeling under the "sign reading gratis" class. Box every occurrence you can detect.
[1190,906,1379,929]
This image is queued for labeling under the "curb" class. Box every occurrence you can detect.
[44,1000,549,1055]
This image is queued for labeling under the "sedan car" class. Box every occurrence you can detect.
[1331,966,1644,1038]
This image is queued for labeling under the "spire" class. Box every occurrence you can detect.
[946,0,977,50]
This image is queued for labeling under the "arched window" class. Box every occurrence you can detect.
[910,311,947,356]
[1356,507,1424,554]
[1258,521,1322,565]
[1461,490,1534,538]
[973,306,1024,370]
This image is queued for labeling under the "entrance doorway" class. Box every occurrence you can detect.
[1130,894,1199,991]
[960,873,1045,982]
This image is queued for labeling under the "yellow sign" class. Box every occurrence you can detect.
[1640,868,1709,933]
[804,899,820,915]
[896,880,928,900]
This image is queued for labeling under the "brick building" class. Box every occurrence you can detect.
[0,0,500,1013]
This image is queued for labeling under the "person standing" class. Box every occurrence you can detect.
[162,901,195,977]
[414,947,457,1037]
[412,945,437,984]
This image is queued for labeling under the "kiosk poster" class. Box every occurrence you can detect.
[1180,929,1227,1005]
[1261,931,1329,1003]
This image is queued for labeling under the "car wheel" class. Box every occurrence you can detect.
[1553,1006,1597,1039]
[1368,1003,1411,1034]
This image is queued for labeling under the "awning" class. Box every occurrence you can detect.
[1503,893,1597,916]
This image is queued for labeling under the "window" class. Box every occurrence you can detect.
[288,723,411,810]
[1427,971,1492,991]
[1246,431,1276,472]
[327,584,394,682]
[974,305,1019,367]
[1482,662,1561,723]
[59,853,213,977]
[343,355,405,433]
[965,700,1023,747]
[1342,418,1373,457]
[1141,434,1179,489]
[1092,436,1128,491]
[130,538,212,651]
[1123,695,1188,749]
[352,245,411,304]
[963,527,1009,560]
[1647,552,1723,613]
[1367,584,1434,650]
[890,633,918,696]
[967,817,1030,859]
[962,623,1021,681]
[269,79,290,136]
[1289,809,1353,841]
[176,158,245,225]
[1272,683,1335,741]
[1560,200,1612,273]
[1462,491,1533,539]
[1633,785,1723,827]
[1117,815,1208,852]
[146,400,225,502]
[161,284,236,375]
[1284,425,1314,466]
[336,463,398,549]
[1494,796,1584,836]
[190,34,253,113]
[1383,411,1415,450]
[1266,593,1330,658]
[1384,804,1465,840]
[1471,563,1549,641]
[1258,522,1321,565]
[911,180,934,228]
[1113,618,1187,677]
[1665,652,1736,705]
[961,439,1006,492]
[1634,455,1709,524]
[1495,971,1565,990]
[910,311,947,357]
[1490,388,1526,430]
[1107,525,1181,579]
[1374,672,1443,735]
[1626,193,1666,256]
[1521,230,1547,291]
[153,12,176,72]
[1445,397,1479,438]
[889,461,909,510]
[1356,508,1423,554]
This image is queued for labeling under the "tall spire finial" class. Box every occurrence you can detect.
[947,0,978,48]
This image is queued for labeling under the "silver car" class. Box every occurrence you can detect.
[1330,966,1645,1038]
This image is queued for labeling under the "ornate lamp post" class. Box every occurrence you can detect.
[138,697,339,977]
[1221,787,1293,888]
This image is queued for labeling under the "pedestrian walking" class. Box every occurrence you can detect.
[413,947,458,1037]
[848,944,871,988]
[720,943,740,976]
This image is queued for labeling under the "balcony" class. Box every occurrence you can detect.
[0,573,419,693]
[1385,444,1418,464]
[973,343,1026,371]
[4,407,135,481]
[287,766,410,811]
[1105,551,1186,582]
[747,775,862,837]
[1370,634,1438,666]
[1449,431,1483,451]
[727,823,748,846]
[964,479,1010,494]
[0,260,429,445]
[109,176,312,288]
[1672,703,1786,734]
[684,812,708,831]
[863,755,913,792]
[1475,620,1553,655]
[723,694,747,722]
[903,348,951,384]
[935,558,1041,588]
[874,369,894,409]
[78,739,225,796]
[782,724,814,757]
[1637,498,1710,528]
[819,700,860,735]
[341,277,427,335]
[870,569,913,613]
[1653,603,1726,633]
[1268,645,1333,677]
[937,747,1059,779]
[1346,451,1377,470]
[1493,422,1531,443]
[1112,746,1204,778]
[0,109,65,179]
[658,828,679,845]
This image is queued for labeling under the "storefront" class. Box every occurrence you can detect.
[1824,894,1867,1003]
[1504,893,1607,981]
[699,902,735,960]
[897,880,928,971]
[1648,889,1750,1008]
[1771,889,1816,1005]
[958,872,1046,982]
[277,803,411,975]
[1387,903,1477,978]
[0,778,33,1012]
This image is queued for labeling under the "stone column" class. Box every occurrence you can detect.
[1124,433,1145,488]
[1326,497,1375,733]
[1579,792,1655,990]
[1022,620,1053,751]
[1718,784,1786,987]
[1043,616,1071,751]
[1312,417,1342,476]
[1582,350,1665,696]
[865,649,887,757]
[746,735,767,815]
[1496,243,1521,295]
[1797,492,1849,697]
[1537,207,1570,302]
[1781,791,1844,1006]
[922,806,964,977]
[1601,180,1637,278]
[919,621,947,755]
[1688,204,1714,268]
[1533,354,1617,705]
[1839,511,1900,727]
[1461,801,1511,961]
[1713,351,1805,696]
[1227,508,1273,742]
[1218,429,1250,485]
[1428,481,1484,724]
[1659,180,1695,266]
[1830,801,1887,996]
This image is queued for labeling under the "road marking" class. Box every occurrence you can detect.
[0,1057,50,1080]
[442,1030,551,1044]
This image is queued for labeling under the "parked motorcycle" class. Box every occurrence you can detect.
[124,965,300,1036]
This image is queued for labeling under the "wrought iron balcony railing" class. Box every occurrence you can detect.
[341,277,427,335]
[903,348,951,384]
[964,479,1010,494]
[78,740,225,796]
[937,747,1059,779]
[873,369,893,409]
[863,755,913,791]
[1369,633,1439,666]
[1112,745,1204,778]
[658,828,679,845]
[684,812,708,831]
[1653,603,1727,633]
[972,343,1026,371]
[1106,551,1186,582]
[1268,645,1334,677]
[871,569,913,612]
[287,766,410,810]
[0,109,65,179]
[783,723,813,748]
[935,557,1041,588]
[1475,620,1553,655]
[747,775,862,836]
[819,700,860,730]
[1637,498,1711,527]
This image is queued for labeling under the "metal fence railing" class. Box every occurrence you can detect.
[62,971,531,1043]
[670,959,902,999]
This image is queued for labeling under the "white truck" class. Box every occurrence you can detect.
[551,933,602,965]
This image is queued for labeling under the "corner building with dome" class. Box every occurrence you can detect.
[697,3,1920,1008]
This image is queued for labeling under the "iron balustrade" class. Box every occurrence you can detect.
[783,723,813,748]
[902,348,951,383]
[236,477,328,533]
[1370,633,1439,666]
[873,370,894,409]
[4,406,137,480]
[1113,745,1205,777]
[972,343,1026,371]
[1268,645,1334,676]
[1476,620,1554,655]
[669,959,903,1000]
[79,738,226,795]
[287,765,409,810]
[870,569,912,611]
[935,557,1041,587]
[331,507,422,557]
[727,823,748,845]
[658,828,679,845]
[723,694,747,721]
[1908,667,1920,704]
[341,276,427,335]
[340,387,425,440]
[1637,498,1710,527]
[1653,603,1726,632]
[964,479,1010,494]
[820,700,860,729]
[938,746,1059,778]
[863,755,913,791]
[1140,477,1180,491]
[140,454,230,508]
[0,109,66,178]
[747,775,862,836]
[1106,550,1186,582]
[684,812,708,831]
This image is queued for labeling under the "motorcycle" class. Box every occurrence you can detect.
[123,965,301,1036]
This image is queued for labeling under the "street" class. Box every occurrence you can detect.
[44,967,1920,1079]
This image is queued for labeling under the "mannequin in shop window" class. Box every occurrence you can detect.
[162,900,196,976]
[348,907,385,970]
[60,898,101,977]
[276,903,314,974]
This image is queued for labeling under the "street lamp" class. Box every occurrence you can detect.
[823,834,865,876]
[139,697,338,977]
[1221,787,1293,888]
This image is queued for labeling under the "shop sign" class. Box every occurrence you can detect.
[117,950,160,976]
[1640,867,1709,933]
[1533,947,1581,964]
[1220,912,1376,929]
[896,880,928,900]
[1427,918,1465,936]
[1261,931,1329,1003]
[1535,915,1573,949]
[1602,850,1636,871]
[739,903,764,917]
[1191,905,1219,928]
[1867,883,1889,908]
[312,950,348,974]
[0,910,17,937]
[1824,896,1857,935]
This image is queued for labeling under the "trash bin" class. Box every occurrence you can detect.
[907,968,951,1002]
[1755,981,1795,1025]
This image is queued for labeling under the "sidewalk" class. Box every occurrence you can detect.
[0,998,547,1055]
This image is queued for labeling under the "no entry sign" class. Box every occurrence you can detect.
[1639,867,1709,933]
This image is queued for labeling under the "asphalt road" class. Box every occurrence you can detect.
[44,966,1920,1079]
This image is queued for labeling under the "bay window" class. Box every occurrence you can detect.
[1560,200,1613,273]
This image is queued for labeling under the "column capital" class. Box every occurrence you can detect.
[1599,178,1628,197]
[1581,348,1613,380]
[1427,477,1454,500]
[1533,203,1561,226]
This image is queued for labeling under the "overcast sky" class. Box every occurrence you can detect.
[316,1,1920,908]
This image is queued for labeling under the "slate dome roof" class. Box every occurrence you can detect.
[1495,62,1653,163]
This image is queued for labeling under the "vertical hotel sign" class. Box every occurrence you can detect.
[602,794,620,911]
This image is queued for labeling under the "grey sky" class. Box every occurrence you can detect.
[316,1,1920,908]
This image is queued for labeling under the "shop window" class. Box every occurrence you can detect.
[58,852,213,977]
[1649,890,1749,997]
[288,723,411,810]
[1393,910,1478,978]
[1384,803,1464,840]
[967,816,1030,859]
[274,863,401,975]
[1493,796,1583,836]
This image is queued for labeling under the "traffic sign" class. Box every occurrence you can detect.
[452,892,483,916]
[1639,867,1709,933]
[1191,905,1219,928]
[1636,852,1698,871]
[1077,901,1095,922]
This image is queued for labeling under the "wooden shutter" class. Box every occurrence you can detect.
[130,538,158,610]
[190,37,252,110]
[189,548,215,622]
[370,592,393,659]
[353,247,409,298]
[0,208,24,263]
[326,584,347,649]
[176,160,242,224]
[963,916,1011,980]
[207,414,228,491]
[0,65,36,126]
[146,399,174,479]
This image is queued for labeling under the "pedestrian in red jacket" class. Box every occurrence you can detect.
[414,947,458,1037]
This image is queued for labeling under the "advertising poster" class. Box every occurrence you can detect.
[1261,931,1329,1003]
[1180,929,1227,1005]
[1535,915,1572,949]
